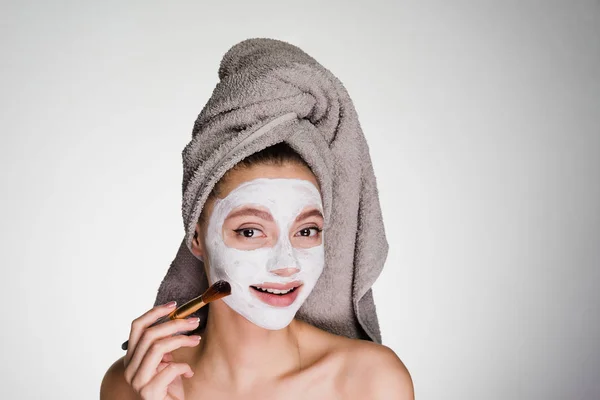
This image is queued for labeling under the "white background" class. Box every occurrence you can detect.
[1,1,599,399]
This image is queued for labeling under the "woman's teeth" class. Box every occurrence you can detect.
[252,286,295,295]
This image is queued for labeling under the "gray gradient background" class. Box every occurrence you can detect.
[1,1,599,399]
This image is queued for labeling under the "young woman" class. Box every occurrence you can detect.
[101,38,414,399]
[101,143,413,399]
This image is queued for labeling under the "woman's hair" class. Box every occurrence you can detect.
[198,142,310,225]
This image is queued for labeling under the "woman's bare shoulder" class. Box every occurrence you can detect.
[343,339,414,399]
[100,356,138,400]
[300,323,414,399]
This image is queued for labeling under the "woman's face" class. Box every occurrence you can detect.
[192,162,325,330]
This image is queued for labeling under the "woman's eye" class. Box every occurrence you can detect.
[234,228,263,238]
[297,227,322,237]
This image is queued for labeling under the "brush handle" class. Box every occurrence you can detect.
[120,298,207,351]
[120,313,175,351]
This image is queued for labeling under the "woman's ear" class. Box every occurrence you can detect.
[191,223,205,261]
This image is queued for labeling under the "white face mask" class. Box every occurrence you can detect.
[204,177,325,330]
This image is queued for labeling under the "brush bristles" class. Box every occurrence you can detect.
[202,280,232,303]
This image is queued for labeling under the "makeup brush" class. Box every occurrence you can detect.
[121,280,231,350]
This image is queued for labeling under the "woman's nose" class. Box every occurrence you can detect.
[270,267,300,277]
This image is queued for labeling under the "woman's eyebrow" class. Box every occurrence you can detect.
[226,207,274,221]
[295,209,324,222]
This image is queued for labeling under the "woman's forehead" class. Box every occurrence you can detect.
[224,203,324,223]
[217,178,323,215]
[216,163,320,199]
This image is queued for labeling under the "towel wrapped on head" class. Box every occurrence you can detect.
[154,38,388,343]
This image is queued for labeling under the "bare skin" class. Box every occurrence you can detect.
[101,163,414,399]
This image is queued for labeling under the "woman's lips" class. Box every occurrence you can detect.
[252,281,302,290]
[249,282,303,307]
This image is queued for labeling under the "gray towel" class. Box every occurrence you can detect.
[154,38,389,343]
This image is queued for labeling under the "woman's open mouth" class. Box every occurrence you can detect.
[249,282,303,307]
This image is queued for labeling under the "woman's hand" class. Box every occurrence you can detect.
[123,301,202,400]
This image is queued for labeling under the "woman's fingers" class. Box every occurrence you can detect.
[161,352,174,363]
[124,301,177,365]
[137,363,194,400]
[130,334,202,390]
[125,317,200,379]
[157,361,170,373]
[123,302,203,398]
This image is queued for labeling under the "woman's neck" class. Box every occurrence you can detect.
[192,301,303,391]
